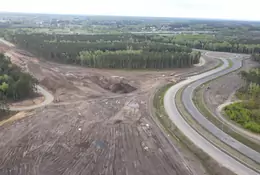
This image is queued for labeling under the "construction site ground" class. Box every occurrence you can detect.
[0,43,219,175]
[204,57,258,120]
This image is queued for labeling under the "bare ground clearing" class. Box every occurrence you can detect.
[204,57,257,109]
[0,44,218,175]
[203,57,260,143]
[10,96,45,108]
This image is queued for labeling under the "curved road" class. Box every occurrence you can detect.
[164,55,259,175]
[9,85,54,111]
[183,57,260,163]
[0,38,54,111]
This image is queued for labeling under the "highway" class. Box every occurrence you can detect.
[183,56,260,163]
[164,54,259,175]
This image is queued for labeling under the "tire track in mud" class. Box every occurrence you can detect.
[0,43,218,175]
[0,94,193,175]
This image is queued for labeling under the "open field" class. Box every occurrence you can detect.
[2,14,260,175]
[0,42,218,175]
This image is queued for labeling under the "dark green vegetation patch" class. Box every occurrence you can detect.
[6,33,201,69]
[225,69,260,133]
[0,53,38,115]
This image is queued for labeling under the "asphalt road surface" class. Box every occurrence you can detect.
[164,53,259,175]
[182,57,260,163]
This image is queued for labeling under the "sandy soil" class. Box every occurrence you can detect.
[10,96,45,108]
[0,44,218,175]
[204,57,258,113]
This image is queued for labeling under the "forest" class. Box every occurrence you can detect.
[0,53,38,114]
[5,33,200,69]
[224,69,260,133]
[147,34,260,54]
[3,16,260,69]
[6,31,260,69]
[2,15,260,127]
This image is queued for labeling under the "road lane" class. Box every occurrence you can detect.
[164,55,259,175]
[182,57,260,164]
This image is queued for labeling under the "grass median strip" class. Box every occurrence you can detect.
[193,86,260,152]
[177,87,260,172]
[153,84,236,175]
[179,57,260,171]
[152,57,260,175]
[192,58,260,152]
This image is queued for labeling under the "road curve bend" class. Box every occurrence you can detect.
[164,55,259,175]
[0,38,54,112]
[183,58,260,163]
[9,85,54,111]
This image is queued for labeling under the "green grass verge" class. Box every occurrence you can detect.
[193,87,260,152]
[153,84,236,175]
[224,102,260,133]
[193,74,260,152]
[176,57,260,172]
[152,57,260,175]
[178,87,260,172]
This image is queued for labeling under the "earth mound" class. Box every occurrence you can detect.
[90,75,137,94]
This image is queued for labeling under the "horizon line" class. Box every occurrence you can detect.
[1,11,260,22]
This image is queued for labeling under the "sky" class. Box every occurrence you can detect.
[0,0,260,21]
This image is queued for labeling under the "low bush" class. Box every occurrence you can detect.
[224,102,260,133]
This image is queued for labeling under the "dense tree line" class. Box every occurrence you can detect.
[224,69,260,133]
[147,34,260,54]
[0,53,38,114]
[9,33,135,42]
[181,41,260,54]
[78,50,200,69]
[5,33,199,69]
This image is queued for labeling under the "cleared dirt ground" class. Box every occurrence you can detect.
[0,44,218,175]
[204,55,258,113]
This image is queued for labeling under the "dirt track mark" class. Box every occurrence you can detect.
[0,97,193,175]
[9,86,54,111]
[0,43,219,175]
